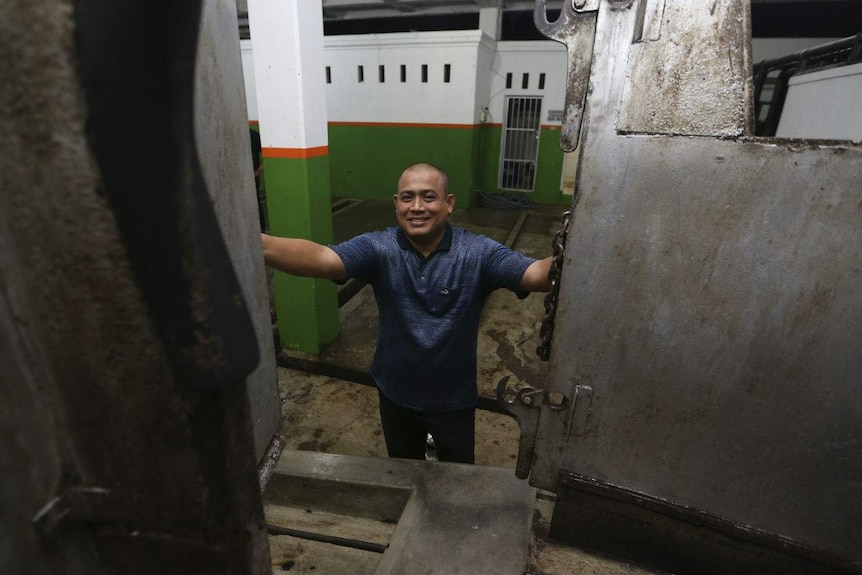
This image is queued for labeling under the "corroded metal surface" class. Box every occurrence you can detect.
[1,0,270,573]
[619,0,753,136]
[531,0,862,571]
[534,0,598,151]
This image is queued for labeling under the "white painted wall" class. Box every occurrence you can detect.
[324,30,483,124]
[776,62,862,141]
[486,41,567,126]
[244,31,488,125]
[248,0,328,150]
[241,34,568,128]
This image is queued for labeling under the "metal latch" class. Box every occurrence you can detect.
[496,376,568,479]
[533,0,599,152]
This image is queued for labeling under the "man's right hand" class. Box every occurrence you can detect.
[261,234,348,280]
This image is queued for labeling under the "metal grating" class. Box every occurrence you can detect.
[499,96,542,192]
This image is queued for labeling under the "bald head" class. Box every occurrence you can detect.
[399,163,449,195]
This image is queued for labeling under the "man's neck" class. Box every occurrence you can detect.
[409,234,443,258]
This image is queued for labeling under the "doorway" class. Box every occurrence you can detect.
[499,96,543,192]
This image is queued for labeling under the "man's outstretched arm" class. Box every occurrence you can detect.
[519,257,552,292]
[261,234,348,280]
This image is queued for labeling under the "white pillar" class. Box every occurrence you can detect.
[245,0,339,353]
[247,0,328,155]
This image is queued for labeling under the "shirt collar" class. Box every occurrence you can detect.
[396,223,453,254]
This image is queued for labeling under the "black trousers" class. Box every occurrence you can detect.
[377,389,475,464]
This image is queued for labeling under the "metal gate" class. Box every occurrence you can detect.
[499,96,542,191]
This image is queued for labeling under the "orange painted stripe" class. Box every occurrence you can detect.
[249,120,259,126]
[329,121,477,129]
[262,146,329,159]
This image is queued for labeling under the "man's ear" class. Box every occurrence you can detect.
[446,194,455,213]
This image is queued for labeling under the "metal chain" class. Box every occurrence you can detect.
[536,210,572,361]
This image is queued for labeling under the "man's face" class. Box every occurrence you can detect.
[394,168,455,246]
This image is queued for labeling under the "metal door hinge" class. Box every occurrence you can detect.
[534,0,598,151]
[496,376,568,479]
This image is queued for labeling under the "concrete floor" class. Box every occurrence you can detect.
[266,198,663,575]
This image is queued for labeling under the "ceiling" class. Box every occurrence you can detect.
[237,1,862,39]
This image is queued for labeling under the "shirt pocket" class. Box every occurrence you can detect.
[426,284,464,317]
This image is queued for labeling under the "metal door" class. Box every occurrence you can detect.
[1,1,273,573]
[499,96,542,191]
[511,1,862,574]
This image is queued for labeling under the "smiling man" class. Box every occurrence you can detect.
[262,163,551,463]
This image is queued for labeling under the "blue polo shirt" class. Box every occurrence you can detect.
[331,224,534,412]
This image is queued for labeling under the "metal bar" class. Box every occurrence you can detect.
[266,524,388,554]
[762,68,794,137]
[500,98,510,189]
[752,35,858,69]
[276,354,514,416]
[519,100,526,190]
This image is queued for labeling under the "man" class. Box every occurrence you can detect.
[262,163,551,463]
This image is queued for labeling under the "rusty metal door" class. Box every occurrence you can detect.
[517,1,862,574]
[1,1,273,573]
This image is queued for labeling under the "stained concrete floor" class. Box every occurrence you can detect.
[267,198,663,575]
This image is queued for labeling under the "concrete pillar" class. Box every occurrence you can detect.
[247,0,339,353]
[478,0,503,41]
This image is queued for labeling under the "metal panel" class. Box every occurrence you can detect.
[531,0,862,571]
[1,0,271,572]
[196,0,281,463]
[618,0,752,136]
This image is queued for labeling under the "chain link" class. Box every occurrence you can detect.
[536,210,572,361]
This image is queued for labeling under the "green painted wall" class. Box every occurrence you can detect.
[327,124,568,206]
[264,154,340,354]
[327,125,483,207]
[476,125,569,205]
